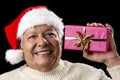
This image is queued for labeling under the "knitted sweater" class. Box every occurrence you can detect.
[0,59,120,80]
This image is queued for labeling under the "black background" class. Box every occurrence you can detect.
[0,0,120,76]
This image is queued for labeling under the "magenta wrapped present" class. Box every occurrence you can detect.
[64,25,110,52]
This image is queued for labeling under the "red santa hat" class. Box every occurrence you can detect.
[4,5,64,65]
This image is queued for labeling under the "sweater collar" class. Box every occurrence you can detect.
[22,59,66,77]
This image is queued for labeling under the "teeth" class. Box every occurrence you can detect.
[37,51,49,55]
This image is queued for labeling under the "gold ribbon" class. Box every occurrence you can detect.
[74,27,93,51]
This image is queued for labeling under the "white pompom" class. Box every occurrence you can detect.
[5,49,24,65]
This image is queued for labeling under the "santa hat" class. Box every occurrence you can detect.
[4,5,64,65]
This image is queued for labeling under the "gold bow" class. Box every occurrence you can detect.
[74,27,92,51]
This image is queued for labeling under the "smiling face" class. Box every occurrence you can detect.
[21,24,62,72]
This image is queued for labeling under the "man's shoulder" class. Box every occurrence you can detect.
[0,64,26,79]
[60,59,99,71]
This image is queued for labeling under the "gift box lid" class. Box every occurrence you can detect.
[64,25,110,40]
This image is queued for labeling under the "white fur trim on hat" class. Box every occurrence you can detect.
[5,49,24,65]
[17,8,64,39]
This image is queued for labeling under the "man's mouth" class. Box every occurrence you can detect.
[33,50,53,55]
[36,51,50,55]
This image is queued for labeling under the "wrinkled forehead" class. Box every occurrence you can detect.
[19,24,59,38]
[25,24,57,33]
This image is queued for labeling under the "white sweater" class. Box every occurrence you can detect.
[0,59,120,80]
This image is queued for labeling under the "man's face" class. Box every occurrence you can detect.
[21,25,62,71]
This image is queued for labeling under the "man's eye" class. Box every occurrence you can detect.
[45,33,56,38]
[28,35,36,39]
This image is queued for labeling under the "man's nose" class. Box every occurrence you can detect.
[36,35,49,46]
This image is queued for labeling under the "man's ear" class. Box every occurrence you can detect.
[61,39,63,45]
[18,39,23,49]
[60,37,64,45]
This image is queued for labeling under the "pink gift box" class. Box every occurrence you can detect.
[64,25,110,52]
